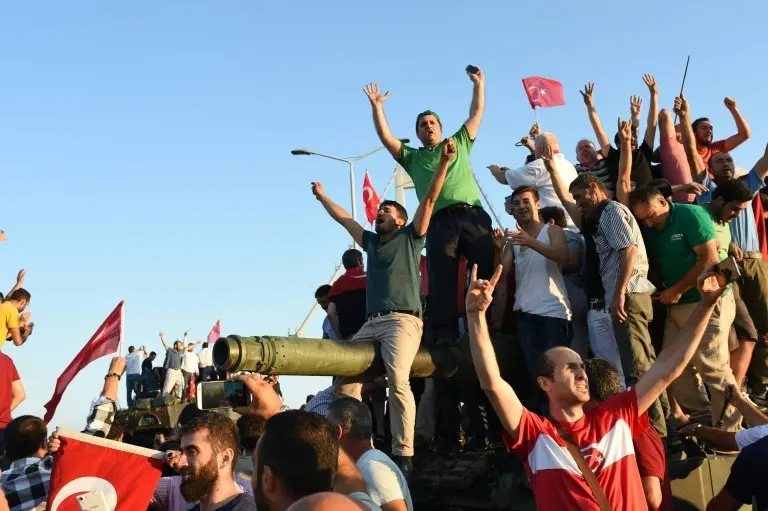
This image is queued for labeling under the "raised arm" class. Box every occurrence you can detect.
[363,83,402,160]
[635,270,726,413]
[413,138,454,236]
[506,224,569,266]
[464,66,485,139]
[487,165,509,185]
[466,264,525,442]
[543,149,583,227]
[642,75,658,148]
[675,95,707,180]
[580,83,612,156]
[722,98,751,151]
[6,269,25,299]
[311,182,365,246]
[751,142,768,181]
[617,118,634,206]
[159,332,170,351]
[660,239,719,305]
[728,383,768,426]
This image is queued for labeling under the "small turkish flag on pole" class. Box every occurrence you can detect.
[362,172,381,224]
[47,428,163,511]
[522,77,566,109]
[207,319,221,345]
[43,301,124,425]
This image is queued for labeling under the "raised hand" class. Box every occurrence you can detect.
[466,65,484,84]
[363,83,391,106]
[520,136,535,151]
[16,269,25,286]
[465,264,503,314]
[108,356,127,376]
[440,137,456,163]
[677,182,709,196]
[642,74,657,94]
[311,181,325,199]
[529,122,541,139]
[673,95,690,117]
[492,228,504,252]
[630,95,643,117]
[724,97,737,111]
[618,117,633,144]
[542,145,558,173]
[580,82,595,108]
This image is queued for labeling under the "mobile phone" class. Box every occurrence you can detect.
[465,65,480,75]
[714,256,742,286]
[197,380,250,410]
[77,492,110,511]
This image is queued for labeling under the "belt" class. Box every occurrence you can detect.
[434,203,480,216]
[743,251,763,260]
[367,310,420,320]
[588,298,606,311]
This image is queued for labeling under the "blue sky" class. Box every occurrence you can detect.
[3,0,767,429]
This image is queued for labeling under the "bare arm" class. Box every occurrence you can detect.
[750,142,768,181]
[643,75,659,148]
[363,83,402,160]
[636,271,725,413]
[6,269,25,299]
[464,66,485,139]
[543,151,583,227]
[467,265,525,442]
[730,387,768,426]
[311,182,365,246]
[685,424,738,451]
[661,241,719,304]
[580,83,612,156]
[487,165,508,185]
[326,301,342,339]
[641,477,663,511]
[617,118,633,206]
[380,501,408,511]
[8,327,30,347]
[675,95,707,180]
[159,332,170,351]
[101,357,126,401]
[413,138,454,237]
[10,379,25,411]
[722,98,751,151]
[706,490,742,511]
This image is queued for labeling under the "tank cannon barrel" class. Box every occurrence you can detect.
[213,335,466,379]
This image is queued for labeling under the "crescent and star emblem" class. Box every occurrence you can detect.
[50,477,118,511]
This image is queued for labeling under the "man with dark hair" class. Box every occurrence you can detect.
[252,410,339,511]
[584,359,672,511]
[141,351,159,392]
[0,289,32,351]
[178,412,256,510]
[326,398,412,511]
[686,97,751,168]
[630,183,739,430]
[467,262,727,509]
[315,284,337,340]
[125,345,147,407]
[328,249,367,340]
[311,138,455,476]
[0,415,52,511]
[160,332,186,399]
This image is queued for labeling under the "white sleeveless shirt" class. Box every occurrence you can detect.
[513,224,572,320]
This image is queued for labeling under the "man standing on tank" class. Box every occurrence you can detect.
[362,66,494,449]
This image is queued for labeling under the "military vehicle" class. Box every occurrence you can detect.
[213,334,753,510]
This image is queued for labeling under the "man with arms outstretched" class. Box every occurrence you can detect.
[466,262,727,510]
[312,138,456,478]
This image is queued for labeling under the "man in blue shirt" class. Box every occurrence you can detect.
[676,95,768,403]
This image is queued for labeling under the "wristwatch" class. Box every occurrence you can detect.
[105,372,122,381]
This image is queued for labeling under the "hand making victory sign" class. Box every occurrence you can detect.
[465,264,503,314]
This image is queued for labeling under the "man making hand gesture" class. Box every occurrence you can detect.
[312,138,456,479]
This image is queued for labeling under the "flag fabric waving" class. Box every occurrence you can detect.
[362,172,381,224]
[47,428,163,511]
[522,77,566,109]
[207,319,221,344]
[43,301,124,424]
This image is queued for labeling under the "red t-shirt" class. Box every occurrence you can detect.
[633,420,673,511]
[0,353,20,428]
[697,139,729,166]
[504,389,648,511]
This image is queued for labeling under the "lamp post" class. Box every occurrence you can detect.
[290,140,410,235]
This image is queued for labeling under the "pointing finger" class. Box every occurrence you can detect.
[470,263,478,284]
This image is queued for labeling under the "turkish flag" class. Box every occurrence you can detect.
[43,301,124,424]
[207,319,221,345]
[362,172,381,224]
[522,77,566,109]
[47,428,163,511]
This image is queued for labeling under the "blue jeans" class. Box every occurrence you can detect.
[126,373,141,407]
[515,311,572,415]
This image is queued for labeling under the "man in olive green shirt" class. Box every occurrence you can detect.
[630,186,746,430]
[362,68,495,450]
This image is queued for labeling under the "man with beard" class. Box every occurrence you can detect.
[178,413,256,510]
[311,138,455,477]
[466,262,727,510]
[685,97,751,169]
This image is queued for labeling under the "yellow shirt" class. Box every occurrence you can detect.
[0,301,20,351]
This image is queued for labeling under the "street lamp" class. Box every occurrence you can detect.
[290,140,410,233]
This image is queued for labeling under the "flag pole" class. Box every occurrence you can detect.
[673,55,691,124]
[117,301,124,355]
[533,106,540,127]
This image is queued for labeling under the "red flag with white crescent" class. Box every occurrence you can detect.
[47,428,164,511]
[521,76,566,109]
[362,172,381,224]
[207,319,221,345]
[43,301,124,424]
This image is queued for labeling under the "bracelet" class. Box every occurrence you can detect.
[105,373,122,381]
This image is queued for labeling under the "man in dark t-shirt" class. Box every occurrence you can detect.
[328,248,367,340]
[709,435,768,510]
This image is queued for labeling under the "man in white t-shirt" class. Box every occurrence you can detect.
[181,344,200,396]
[326,397,412,511]
[124,345,147,407]
[198,342,215,382]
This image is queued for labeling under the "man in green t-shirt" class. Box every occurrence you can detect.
[311,139,456,478]
[361,68,493,347]
[629,186,742,430]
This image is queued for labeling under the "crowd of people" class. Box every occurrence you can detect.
[1,64,768,510]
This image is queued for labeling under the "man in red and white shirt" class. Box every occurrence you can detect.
[465,263,727,510]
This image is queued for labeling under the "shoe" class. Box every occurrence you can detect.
[392,455,413,482]
[750,391,768,407]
